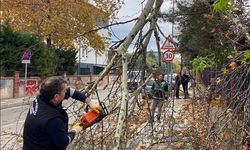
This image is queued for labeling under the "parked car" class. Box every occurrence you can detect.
[164,73,177,90]
[127,71,141,93]
[127,71,148,93]
[128,81,139,93]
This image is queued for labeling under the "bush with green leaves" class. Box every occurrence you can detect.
[0,25,77,77]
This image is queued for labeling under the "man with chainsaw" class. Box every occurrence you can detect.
[23,77,101,150]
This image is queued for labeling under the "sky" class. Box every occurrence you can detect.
[109,0,176,52]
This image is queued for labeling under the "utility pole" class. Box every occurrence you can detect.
[170,0,175,143]
[170,0,175,92]
[21,49,32,101]
[76,35,81,75]
[78,48,80,75]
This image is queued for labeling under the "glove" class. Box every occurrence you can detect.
[88,99,102,113]
[72,122,83,133]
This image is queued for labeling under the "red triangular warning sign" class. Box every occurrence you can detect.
[161,35,176,50]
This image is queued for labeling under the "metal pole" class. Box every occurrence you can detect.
[76,35,81,75]
[24,63,27,100]
[95,51,97,65]
[170,0,175,93]
[78,48,80,75]
[170,0,175,143]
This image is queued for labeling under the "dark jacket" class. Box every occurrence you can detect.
[151,80,168,100]
[175,75,181,89]
[181,74,190,85]
[23,88,86,150]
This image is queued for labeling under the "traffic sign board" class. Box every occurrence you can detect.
[21,49,32,63]
[162,50,174,62]
[161,35,176,50]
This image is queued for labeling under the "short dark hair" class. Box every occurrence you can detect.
[39,77,67,102]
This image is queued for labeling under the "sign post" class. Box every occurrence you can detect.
[22,49,32,100]
[161,35,177,90]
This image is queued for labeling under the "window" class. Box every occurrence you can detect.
[81,47,88,58]
[93,66,104,75]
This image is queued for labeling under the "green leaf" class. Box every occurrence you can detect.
[191,55,217,72]
[213,0,234,12]
[242,50,250,64]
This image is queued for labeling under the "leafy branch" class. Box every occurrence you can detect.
[191,55,216,72]
[213,0,235,12]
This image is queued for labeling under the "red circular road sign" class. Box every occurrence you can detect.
[162,50,174,62]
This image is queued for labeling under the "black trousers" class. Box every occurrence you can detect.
[176,87,180,98]
[182,84,188,98]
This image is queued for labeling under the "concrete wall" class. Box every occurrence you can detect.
[0,73,119,100]
[18,77,42,97]
[66,74,117,90]
[0,77,14,99]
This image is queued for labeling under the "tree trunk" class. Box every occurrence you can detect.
[113,0,164,149]
[113,0,157,149]
[154,28,162,67]
[141,0,163,83]
[46,35,52,47]
[141,46,147,83]
[87,0,157,97]
[113,52,128,149]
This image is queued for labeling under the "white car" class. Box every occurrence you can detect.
[164,73,177,90]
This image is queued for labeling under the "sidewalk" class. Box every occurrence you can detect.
[0,96,34,110]
[0,88,109,110]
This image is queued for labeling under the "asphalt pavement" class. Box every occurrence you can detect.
[0,96,34,110]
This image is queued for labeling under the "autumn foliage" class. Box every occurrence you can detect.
[1,0,116,52]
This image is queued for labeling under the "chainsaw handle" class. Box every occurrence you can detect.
[84,102,108,115]
[84,105,90,112]
[100,102,109,115]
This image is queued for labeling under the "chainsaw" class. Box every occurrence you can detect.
[79,101,108,130]
[79,81,109,129]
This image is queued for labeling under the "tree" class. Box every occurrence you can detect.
[55,48,77,75]
[162,0,249,71]
[162,0,234,69]
[0,24,77,77]
[1,0,117,52]
[147,50,157,66]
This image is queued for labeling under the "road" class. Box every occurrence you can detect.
[1,105,28,149]
[1,105,29,129]
[0,89,113,149]
[0,100,95,149]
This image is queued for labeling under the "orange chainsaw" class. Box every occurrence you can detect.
[79,102,108,130]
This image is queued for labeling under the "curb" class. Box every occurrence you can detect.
[0,98,33,110]
[0,101,30,110]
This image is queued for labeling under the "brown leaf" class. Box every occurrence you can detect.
[229,62,237,70]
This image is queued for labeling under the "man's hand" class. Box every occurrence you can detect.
[72,122,83,133]
[85,97,91,104]
[87,99,102,113]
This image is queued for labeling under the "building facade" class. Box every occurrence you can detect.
[75,18,110,75]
